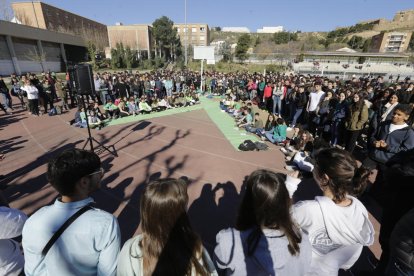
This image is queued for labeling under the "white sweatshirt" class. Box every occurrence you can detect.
[21,85,38,100]
[285,176,375,276]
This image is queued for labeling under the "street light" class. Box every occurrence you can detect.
[184,0,188,66]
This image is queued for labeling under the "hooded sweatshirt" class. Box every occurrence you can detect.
[214,228,312,275]
[292,195,374,275]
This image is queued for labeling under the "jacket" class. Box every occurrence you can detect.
[390,208,414,271]
[369,121,414,164]
[345,104,368,131]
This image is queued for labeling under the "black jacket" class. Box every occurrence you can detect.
[390,208,414,271]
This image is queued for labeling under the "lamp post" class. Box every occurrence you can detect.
[184,0,188,66]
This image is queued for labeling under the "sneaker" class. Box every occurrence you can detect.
[280,147,288,154]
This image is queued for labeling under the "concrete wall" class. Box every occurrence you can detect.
[108,25,151,50]
[0,21,87,75]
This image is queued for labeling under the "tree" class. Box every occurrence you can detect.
[87,41,97,69]
[348,36,364,50]
[409,32,414,51]
[152,16,181,60]
[362,38,372,52]
[235,34,251,62]
[124,46,135,69]
[218,41,232,62]
[273,32,298,45]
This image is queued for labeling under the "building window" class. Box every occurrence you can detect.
[200,27,205,32]
[200,36,205,41]
[177,28,180,32]
[192,27,197,32]
[183,27,187,33]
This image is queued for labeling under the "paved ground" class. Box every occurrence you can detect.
[0,98,381,271]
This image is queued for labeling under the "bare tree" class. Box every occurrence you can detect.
[13,10,33,26]
[0,0,13,21]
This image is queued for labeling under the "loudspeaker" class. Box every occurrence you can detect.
[69,64,95,95]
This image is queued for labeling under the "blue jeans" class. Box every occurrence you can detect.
[272,95,282,115]
[245,126,257,133]
[265,132,285,143]
[291,108,303,126]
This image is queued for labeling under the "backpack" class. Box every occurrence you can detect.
[238,140,257,151]
[55,105,62,115]
[254,141,269,151]
[48,107,57,116]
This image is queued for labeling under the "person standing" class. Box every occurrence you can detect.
[20,79,39,116]
[344,93,369,153]
[22,149,121,276]
[306,81,325,135]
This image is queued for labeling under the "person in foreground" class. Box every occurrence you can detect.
[214,170,312,275]
[22,149,121,276]
[117,178,217,276]
[288,148,375,275]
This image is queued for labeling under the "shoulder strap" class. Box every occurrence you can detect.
[41,203,93,257]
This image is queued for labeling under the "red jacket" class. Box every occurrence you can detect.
[264,85,272,98]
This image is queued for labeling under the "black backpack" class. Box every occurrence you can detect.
[254,141,269,151]
[238,140,257,151]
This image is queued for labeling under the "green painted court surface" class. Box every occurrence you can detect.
[106,97,260,150]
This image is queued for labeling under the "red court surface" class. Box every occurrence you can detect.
[0,107,381,263]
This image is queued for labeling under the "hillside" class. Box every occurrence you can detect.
[210,10,414,54]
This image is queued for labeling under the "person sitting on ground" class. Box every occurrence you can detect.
[117,178,216,275]
[281,130,314,161]
[214,169,312,275]
[237,108,253,128]
[287,148,374,275]
[22,149,121,276]
[138,96,152,114]
[88,110,104,130]
[103,99,120,119]
[92,102,106,121]
[127,97,139,116]
[73,107,87,128]
[192,93,200,104]
[265,117,287,144]
[246,112,264,133]
[158,96,173,110]
[151,97,161,112]
[256,113,276,137]
[118,101,130,118]
[175,93,187,107]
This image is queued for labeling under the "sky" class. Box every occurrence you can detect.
[13,0,414,32]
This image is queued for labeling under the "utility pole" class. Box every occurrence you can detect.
[184,0,188,66]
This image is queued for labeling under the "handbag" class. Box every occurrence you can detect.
[41,203,93,256]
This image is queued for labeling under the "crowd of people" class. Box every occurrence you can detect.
[1,68,414,275]
[1,146,413,275]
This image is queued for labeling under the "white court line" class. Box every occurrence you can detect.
[21,120,48,153]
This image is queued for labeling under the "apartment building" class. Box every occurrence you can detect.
[370,31,412,53]
[174,23,210,47]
